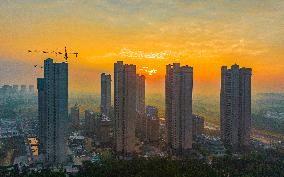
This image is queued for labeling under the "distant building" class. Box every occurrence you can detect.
[100,73,111,117]
[165,63,193,155]
[70,104,80,130]
[192,115,204,137]
[136,75,145,114]
[220,64,252,150]
[136,75,146,139]
[20,85,27,94]
[84,109,96,137]
[37,58,68,165]
[1,85,13,96]
[114,61,136,156]
[29,85,35,93]
[12,85,19,92]
[146,106,159,142]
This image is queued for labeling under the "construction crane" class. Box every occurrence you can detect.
[27,46,79,63]
[28,46,78,78]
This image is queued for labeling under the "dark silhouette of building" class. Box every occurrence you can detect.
[136,74,145,114]
[101,73,111,117]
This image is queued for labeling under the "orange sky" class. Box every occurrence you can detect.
[0,1,284,95]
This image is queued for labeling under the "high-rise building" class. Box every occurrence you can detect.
[100,73,112,117]
[70,104,80,130]
[165,63,193,155]
[37,58,68,165]
[220,64,252,150]
[37,78,46,155]
[135,75,146,139]
[114,61,136,156]
[136,75,145,114]
[146,106,159,142]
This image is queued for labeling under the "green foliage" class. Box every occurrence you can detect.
[76,157,218,177]
[212,150,284,177]
[23,169,66,177]
[2,150,283,177]
[75,150,284,177]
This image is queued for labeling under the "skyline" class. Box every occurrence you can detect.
[0,1,283,175]
[1,1,284,94]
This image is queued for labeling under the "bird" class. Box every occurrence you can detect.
[28,50,32,53]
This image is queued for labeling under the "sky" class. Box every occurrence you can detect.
[0,0,284,95]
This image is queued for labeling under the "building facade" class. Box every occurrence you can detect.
[114,61,136,156]
[37,58,68,165]
[101,73,111,117]
[220,64,252,150]
[165,63,193,155]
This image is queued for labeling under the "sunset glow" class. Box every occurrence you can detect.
[1,1,284,94]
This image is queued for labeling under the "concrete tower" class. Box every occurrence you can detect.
[37,58,68,165]
[136,74,145,114]
[114,61,136,157]
[220,64,252,150]
[165,63,193,155]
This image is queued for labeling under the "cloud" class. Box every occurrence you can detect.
[90,48,185,60]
